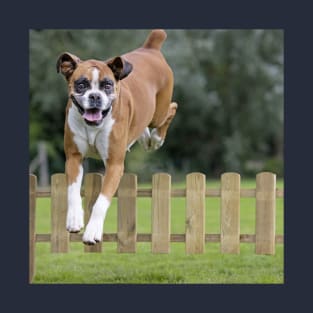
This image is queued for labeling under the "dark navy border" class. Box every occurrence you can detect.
[2,0,312,312]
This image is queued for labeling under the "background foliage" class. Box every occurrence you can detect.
[29,29,283,182]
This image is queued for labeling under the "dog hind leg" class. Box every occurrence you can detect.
[137,127,151,151]
[149,102,177,150]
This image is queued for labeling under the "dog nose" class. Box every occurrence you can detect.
[88,93,102,108]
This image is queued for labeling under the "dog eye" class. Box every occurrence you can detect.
[75,79,90,93]
[77,83,86,91]
[104,83,112,89]
[100,80,113,90]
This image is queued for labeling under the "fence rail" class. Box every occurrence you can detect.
[29,172,284,283]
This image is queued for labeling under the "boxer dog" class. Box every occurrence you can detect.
[57,29,177,245]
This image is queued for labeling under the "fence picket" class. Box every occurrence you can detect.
[29,174,37,283]
[84,173,103,252]
[51,174,69,253]
[152,173,171,253]
[256,172,276,255]
[220,173,240,254]
[117,174,137,252]
[186,173,206,254]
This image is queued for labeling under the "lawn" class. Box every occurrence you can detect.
[32,178,284,284]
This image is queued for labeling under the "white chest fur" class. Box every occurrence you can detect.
[68,104,115,161]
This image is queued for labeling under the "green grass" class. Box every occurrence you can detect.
[33,179,284,284]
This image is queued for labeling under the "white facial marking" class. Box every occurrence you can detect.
[83,68,108,110]
[66,164,84,232]
[91,68,99,90]
[74,67,112,111]
[82,194,110,244]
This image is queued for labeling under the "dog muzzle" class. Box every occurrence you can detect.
[71,95,112,126]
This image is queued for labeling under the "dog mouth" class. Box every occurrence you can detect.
[83,107,112,126]
[71,95,111,126]
[83,108,103,124]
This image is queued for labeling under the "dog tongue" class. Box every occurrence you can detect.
[83,109,102,122]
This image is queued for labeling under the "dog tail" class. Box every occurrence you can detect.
[142,29,167,50]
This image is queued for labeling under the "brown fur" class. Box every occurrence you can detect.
[58,30,177,241]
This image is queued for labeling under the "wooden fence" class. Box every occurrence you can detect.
[29,172,284,282]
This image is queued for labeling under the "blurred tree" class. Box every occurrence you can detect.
[161,29,283,176]
[29,29,283,180]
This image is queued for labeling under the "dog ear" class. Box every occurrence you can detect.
[107,56,133,80]
[56,52,81,79]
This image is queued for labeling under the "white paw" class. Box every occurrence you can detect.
[149,129,164,150]
[82,218,103,245]
[82,194,110,245]
[66,206,84,233]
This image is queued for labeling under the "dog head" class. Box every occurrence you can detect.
[57,52,133,126]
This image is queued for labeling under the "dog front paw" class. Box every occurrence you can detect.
[82,194,109,244]
[82,218,103,245]
[66,207,84,233]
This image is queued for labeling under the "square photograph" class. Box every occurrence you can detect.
[29,29,284,284]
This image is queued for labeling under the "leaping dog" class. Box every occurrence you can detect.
[57,29,177,245]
